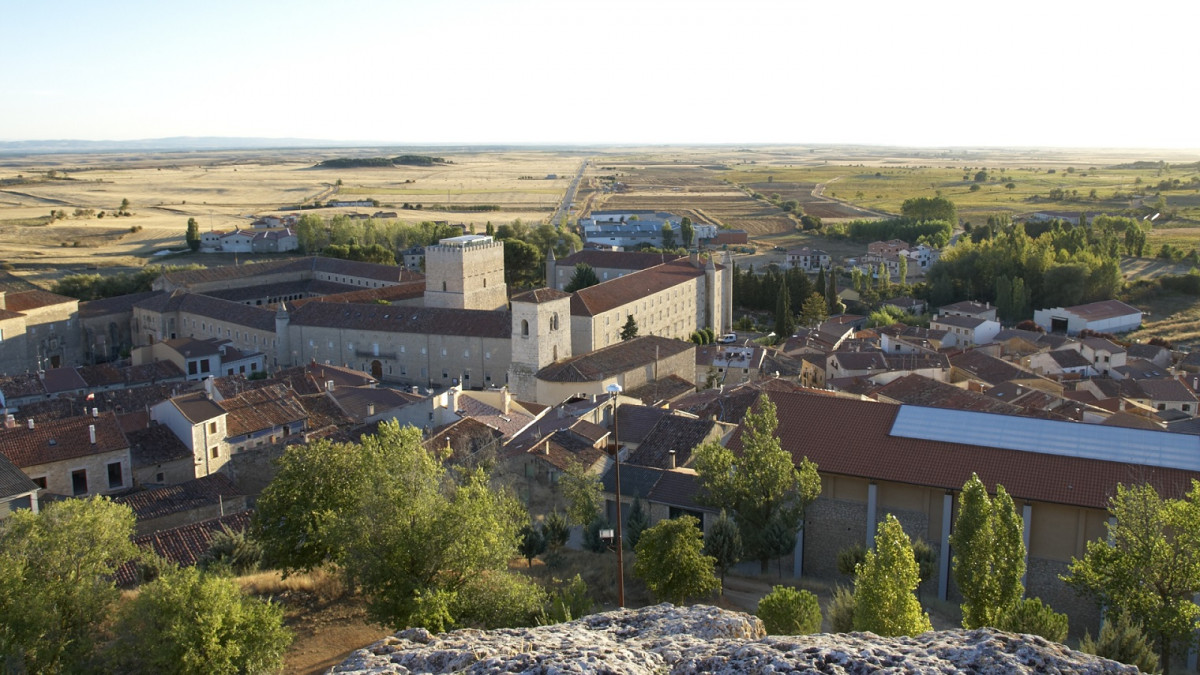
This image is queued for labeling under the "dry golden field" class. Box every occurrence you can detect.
[0,149,589,281]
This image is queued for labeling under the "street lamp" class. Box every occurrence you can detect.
[606,382,625,608]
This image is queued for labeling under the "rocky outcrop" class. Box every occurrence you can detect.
[329,604,1136,674]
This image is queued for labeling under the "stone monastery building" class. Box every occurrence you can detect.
[118,236,730,403]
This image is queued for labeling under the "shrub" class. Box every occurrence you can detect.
[999,597,1068,643]
[541,574,592,624]
[828,585,855,632]
[198,524,263,574]
[837,544,867,578]
[757,585,822,635]
[451,570,546,629]
[1079,612,1160,673]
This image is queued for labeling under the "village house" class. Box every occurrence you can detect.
[0,412,131,499]
[785,247,831,272]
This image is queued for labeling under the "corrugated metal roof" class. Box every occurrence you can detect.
[890,405,1200,471]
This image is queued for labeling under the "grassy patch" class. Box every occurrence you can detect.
[0,216,53,227]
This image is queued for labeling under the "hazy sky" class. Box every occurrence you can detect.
[3,0,1198,148]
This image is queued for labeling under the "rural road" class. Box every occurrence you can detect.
[810,176,892,219]
[551,158,589,224]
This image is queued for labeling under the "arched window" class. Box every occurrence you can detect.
[521,319,529,336]
[550,313,559,331]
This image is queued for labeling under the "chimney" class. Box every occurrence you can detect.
[668,449,676,469]
[502,387,512,415]
[3,414,12,428]
[92,407,99,418]
[543,440,550,455]
[689,250,700,268]
[89,425,96,444]
[326,379,335,392]
[412,386,420,395]
[27,418,34,430]
[367,403,375,418]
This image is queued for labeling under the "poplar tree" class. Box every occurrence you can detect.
[950,474,1026,629]
[694,394,821,573]
[852,514,932,636]
[774,283,795,337]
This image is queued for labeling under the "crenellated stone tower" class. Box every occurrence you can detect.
[508,288,572,403]
[423,235,507,311]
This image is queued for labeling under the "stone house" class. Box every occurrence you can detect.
[0,413,131,498]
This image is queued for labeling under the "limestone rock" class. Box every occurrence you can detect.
[329,603,1137,674]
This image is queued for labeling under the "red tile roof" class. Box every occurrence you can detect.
[114,510,253,587]
[512,288,571,304]
[3,289,76,312]
[536,336,694,383]
[111,473,241,521]
[570,258,719,317]
[0,413,128,468]
[730,392,1200,510]
[221,384,307,437]
[290,302,511,339]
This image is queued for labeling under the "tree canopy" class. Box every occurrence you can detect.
[851,514,933,636]
[620,314,639,340]
[633,516,719,605]
[1064,480,1200,671]
[105,565,291,674]
[694,393,821,572]
[949,474,1026,630]
[564,263,600,292]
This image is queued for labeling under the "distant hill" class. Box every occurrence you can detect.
[315,155,451,169]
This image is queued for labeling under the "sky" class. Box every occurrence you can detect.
[2,0,1198,149]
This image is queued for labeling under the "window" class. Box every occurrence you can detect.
[72,469,88,496]
[211,446,220,458]
[521,319,529,336]
[209,421,217,433]
[155,472,165,483]
[188,361,198,375]
[107,462,123,489]
[31,476,47,490]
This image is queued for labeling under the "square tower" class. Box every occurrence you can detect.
[424,235,508,311]
[508,288,572,403]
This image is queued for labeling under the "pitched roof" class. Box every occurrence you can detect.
[570,258,718,317]
[330,386,421,421]
[615,404,670,445]
[133,291,277,331]
[933,314,989,330]
[286,280,426,307]
[126,424,191,467]
[425,417,505,464]
[623,374,696,406]
[289,302,510,338]
[536,336,694,383]
[0,452,38,500]
[39,367,88,394]
[78,291,166,318]
[939,300,994,316]
[512,288,571,304]
[168,391,225,424]
[1063,299,1142,321]
[220,384,307,437]
[735,392,1200,511]
[872,374,1023,414]
[625,415,718,470]
[114,511,253,587]
[1136,377,1198,403]
[3,289,76,312]
[0,413,128,468]
[77,360,186,389]
[111,473,241,522]
[950,350,1042,386]
[1047,349,1092,369]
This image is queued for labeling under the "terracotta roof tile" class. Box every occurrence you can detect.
[290,302,510,338]
[111,474,241,522]
[221,384,307,437]
[115,511,253,587]
[0,413,128,468]
[570,258,719,317]
[731,392,1200,511]
[873,374,1023,414]
[3,289,76,312]
[626,415,718,470]
[537,336,694,383]
[126,423,191,467]
[78,291,166,318]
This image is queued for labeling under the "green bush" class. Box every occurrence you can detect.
[837,544,867,578]
[198,524,262,574]
[757,585,822,635]
[451,570,546,629]
[828,585,856,632]
[541,574,592,624]
[999,597,1068,643]
[1079,612,1160,673]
